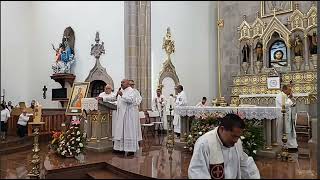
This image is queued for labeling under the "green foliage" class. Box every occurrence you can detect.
[186,115,264,159]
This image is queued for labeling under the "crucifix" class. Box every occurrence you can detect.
[42,86,47,99]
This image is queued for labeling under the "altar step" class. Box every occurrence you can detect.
[87,164,153,179]
[0,136,33,155]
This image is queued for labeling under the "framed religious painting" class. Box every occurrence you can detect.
[261,1,293,18]
[267,77,280,90]
[66,82,90,115]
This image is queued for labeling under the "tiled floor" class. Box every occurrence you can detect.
[0,135,317,179]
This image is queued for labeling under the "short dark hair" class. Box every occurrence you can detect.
[202,97,207,100]
[177,85,183,91]
[282,85,288,91]
[219,113,245,131]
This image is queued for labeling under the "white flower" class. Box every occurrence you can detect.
[77,131,81,135]
[253,150,257,154]
[188,135,192,138]
[76,137,80,142]
[79,143,83,147]
[240,136,245,140]
[199,132,203,135]
[72,141,75,144]
[76,149,81,153]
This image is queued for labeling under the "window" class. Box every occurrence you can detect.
[90,80,106,97]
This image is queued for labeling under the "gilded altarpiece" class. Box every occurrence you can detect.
[233,2,317,117]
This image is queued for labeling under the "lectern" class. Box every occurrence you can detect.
[82,98,117,152]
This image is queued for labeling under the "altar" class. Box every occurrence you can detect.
[175,106,282,156]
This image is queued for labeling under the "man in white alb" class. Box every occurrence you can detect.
[128,80,143,145]
[152,88,167,130]
[275,85,298,151]
[97,84,117,138]
[173,85,188,137]
[188,113,260,179]
[113,79,141,156]
[196,97,208,107]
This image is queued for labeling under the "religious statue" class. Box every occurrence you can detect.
[308,31,317,55]
[90,32,105,59]
[242,43,250,63]
[292,34,303,57]
[255,41,263,62]
[51,27,76,74]
[162,27,175,59]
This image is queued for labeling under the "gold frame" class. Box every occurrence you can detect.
[261,1,293,18]
[66,82,90,116]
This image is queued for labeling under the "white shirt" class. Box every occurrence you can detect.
[217,132,239,179]
[196,102,208,107]
[1,109,10,123]
[99,91,117,104]
[17,113,30,126]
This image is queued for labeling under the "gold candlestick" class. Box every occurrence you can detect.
[166,105,174,152]
[28,126,41,178]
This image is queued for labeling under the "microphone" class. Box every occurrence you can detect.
[116,87,121,97]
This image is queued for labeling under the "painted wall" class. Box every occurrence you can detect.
[151,1,218,106]
[1,1,125,107]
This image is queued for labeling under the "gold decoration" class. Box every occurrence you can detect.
[162,27,175,61]
[28,126,42,178]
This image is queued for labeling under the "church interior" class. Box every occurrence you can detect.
[0,1,319,179]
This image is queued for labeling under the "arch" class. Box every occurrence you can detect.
[158,59,180,88]
[85,59,114,91]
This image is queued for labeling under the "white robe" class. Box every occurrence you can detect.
[99,92,117,138]
[188,127,260,179]
[152,95,167,129]
[173,91,188,133]
[132,88,143,142]
[196,102,208,107]
[275,91,298,148]
[113,87,141,152]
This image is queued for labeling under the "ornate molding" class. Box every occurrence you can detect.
[288,4,305,31]
[306,3,317,31]
[85,32,114,89]
[158,59,180,87]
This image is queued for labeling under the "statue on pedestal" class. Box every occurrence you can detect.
[51,27,76,74]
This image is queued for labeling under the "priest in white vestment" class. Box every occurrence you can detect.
[188,113,260,179]
[275,85,297,150]
[195,97,208,107]
[173,85,188,135]
[97,84,117,138]
[113,79,141,155]
[152,88,167,129]
[128,80,142,144]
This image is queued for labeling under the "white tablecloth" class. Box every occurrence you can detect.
[175,106,281,120]
[82,98,98,111]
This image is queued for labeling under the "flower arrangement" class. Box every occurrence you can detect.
[186,112,264,159]
[50,119,87,158]
[49,131,63,152]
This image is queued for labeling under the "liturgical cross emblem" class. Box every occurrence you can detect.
[210,164,224,179]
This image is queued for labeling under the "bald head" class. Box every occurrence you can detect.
[121,79,130,89]
[104,84,112,94]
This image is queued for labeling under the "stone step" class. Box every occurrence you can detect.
[0,141,33,155]
[87,169,126,179]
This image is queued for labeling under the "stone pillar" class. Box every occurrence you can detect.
[250,41,254,74]
[124,1,152,109]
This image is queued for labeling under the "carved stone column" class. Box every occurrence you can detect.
[124,1,151,109]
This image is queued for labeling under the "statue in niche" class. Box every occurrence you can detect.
[291,34,303,57]
[255,41,263,62]
[308,31,317,55]
[162,27,175,59]
[242,43,250,63]
[51,27,75,74]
